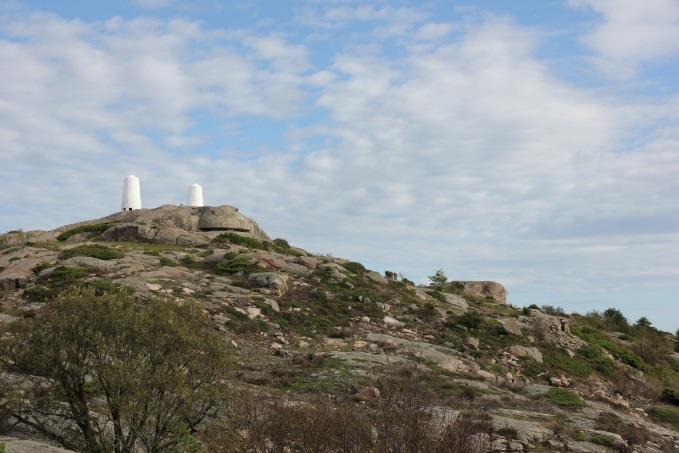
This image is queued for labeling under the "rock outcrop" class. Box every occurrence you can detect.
[455,280,507,303]
[54,205,269,245]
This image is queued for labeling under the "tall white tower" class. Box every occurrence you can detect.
[187,183,204,207]
[121,175,142,211]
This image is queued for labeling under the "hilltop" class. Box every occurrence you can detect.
[1,206,679,452]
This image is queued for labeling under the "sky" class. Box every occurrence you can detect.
[1,0,678,331]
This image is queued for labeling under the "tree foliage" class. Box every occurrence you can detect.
[0,286,230,453]
[428,268,448,286]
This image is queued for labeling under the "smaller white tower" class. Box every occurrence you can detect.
[121,175,142,211]
[187,183,204,207]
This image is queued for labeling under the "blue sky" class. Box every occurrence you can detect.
[1,0,678,331]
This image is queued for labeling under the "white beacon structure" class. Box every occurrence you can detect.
[186,183,204,207]
[121,174,142,211]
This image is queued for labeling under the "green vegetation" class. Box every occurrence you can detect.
[634,317,652,328]
[649,405,679,429]
[544,388,585,407]
[428,268,448,285]
[56,223,112,241]
[661,388,679,406]
[213,255,265,275]
[458,310,483,329]
[675,329,679,352]
[572,325,645,370]
[31,261,53,274]
[58,244,124,261]
[341,261,366,274]
[589,433,617,447]
[158,255,176,267]
[544,347,592,378]
[0,286,230,452]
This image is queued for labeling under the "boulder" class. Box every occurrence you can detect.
[508,345,543,363]
[442,292,469,313]
[501,318,524,336]
[383,316,405,328]
[55,204,269,245]
[465,336,480,350]
[454,281,507,303]
[531,314,584,350]
[352,386,380,402]
[0,437,75,452]
[248,272,288,296]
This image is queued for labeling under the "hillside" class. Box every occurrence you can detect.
[1,205,679,452]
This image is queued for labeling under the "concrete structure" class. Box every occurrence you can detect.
[187,184,204,207]
[121,175,142,211]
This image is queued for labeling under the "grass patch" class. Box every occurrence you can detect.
[341,261,366,274]
[213,233,270,250]
[572,325,645,370]
[589,433,617,447]
[158,256,176,267]
[57,223,112,241]
[213,255,265,275]
[545,388,585,407]
[59,244,124,261]
[649,405,679,429]
[544,347,592,378]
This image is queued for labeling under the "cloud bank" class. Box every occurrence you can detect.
[1,1,678,329]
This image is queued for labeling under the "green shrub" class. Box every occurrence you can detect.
[579,344,616,377]
[572,325,645,370]
[545,347,592,378]
[545,388,585,407]
[159,256,176,267]
[58,244,124,261]
[212,232,270,250]
[649,405,679,429]
[47,266,89,286]
[458,310,483,329]
[660,388,679,406]
[56,223,112,241]
[273,238,290,249]
[341,261,366,274]
[213,256,263,275]
[589,433,616,447]
[32,261,53,274]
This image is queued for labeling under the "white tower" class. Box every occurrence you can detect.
[121,175,142,211]
[186,183,204,207]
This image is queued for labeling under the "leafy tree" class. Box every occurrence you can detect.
[0,286,230,453]
[428,269,448,286]
[634,317,652,329]
[603,308,628,331]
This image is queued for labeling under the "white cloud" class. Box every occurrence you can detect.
[1,8,678,329]
[569,0,679,78]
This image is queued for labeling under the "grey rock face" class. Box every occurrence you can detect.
[456,281,507,304]
[55,205,268,246]
[248,272,288,296]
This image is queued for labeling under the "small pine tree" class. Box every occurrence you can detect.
[428,269,448,286]
[634,317,652,328]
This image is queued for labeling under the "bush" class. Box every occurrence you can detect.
[428,269,448,285]
[158,256,176,267]
[660,388,679,406]
[272,238,290,249]
[342,261,366,274]
[205,371,493,453]
[603,308,628,331]
[541,305,566,316]
[56,223,112,241]
[649,405,679,429]
[212,232,270,250]
[545,388,585,407]
[58,244,124,261]
[458,310,484,329]
[0,286,230,452]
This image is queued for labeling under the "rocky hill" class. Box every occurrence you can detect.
[1,205,679,452]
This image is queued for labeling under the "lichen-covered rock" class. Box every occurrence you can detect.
[531,313,584,350]
[248,272,288,296]
[508,345,543,363]
[455,281,507,303]
[54,204,269,245]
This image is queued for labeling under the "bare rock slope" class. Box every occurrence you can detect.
[1,206,679,452]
